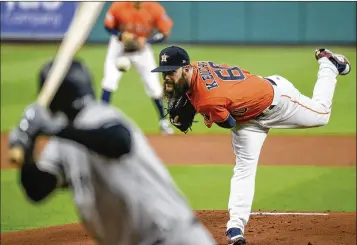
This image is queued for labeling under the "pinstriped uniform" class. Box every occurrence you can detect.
[36,102,216,245]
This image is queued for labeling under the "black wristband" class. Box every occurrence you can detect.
[21,162,57,202]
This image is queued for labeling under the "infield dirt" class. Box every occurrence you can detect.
[1,134,356,245]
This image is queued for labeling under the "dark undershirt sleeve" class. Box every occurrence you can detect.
[55,122,132,159]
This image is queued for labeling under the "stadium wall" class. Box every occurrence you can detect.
[87,2,356,45]
[1,2,355,45]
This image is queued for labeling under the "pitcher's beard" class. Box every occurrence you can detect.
[173,80,189,97]
[164,74,189,99]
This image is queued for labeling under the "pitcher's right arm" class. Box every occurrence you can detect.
[198,98,236,129]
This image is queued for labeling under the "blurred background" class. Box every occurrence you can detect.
[1,1,356,238]
[1,1,356,134]
[94,2,357,45]
[2,2,356,44]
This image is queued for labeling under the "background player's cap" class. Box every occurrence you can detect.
[151,46,190,72]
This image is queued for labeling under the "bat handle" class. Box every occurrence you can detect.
[9,146,25,167]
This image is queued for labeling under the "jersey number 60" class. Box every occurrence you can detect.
[208,62,245,82]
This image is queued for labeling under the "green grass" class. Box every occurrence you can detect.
[1,170,78,232]
[1,165,355,232]
[1,44,356,134]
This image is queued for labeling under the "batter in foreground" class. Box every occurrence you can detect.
[8,60,216,245]
[151,47,351,245]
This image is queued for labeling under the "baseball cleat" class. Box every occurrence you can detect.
[159,119,174,135]
[314,48,351,75]
[226,228,246,245]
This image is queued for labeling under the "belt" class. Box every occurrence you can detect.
[254,78,277,120]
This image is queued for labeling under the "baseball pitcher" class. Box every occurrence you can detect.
[101,1,174,134]
[151,46,351,245]
[8,60,216,245]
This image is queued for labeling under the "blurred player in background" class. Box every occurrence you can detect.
[101,1,174,134]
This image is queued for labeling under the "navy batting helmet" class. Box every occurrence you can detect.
[39,59,95,120]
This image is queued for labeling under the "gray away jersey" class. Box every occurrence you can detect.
[36,102,215,245]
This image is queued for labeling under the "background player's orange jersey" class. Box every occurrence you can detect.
[104,2,173,38]
[188,61,274,127]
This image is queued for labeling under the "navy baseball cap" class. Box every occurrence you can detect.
[151,46,190,72]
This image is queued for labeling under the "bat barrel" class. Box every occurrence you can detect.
[7,2,105,168]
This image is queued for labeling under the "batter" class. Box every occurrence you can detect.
[8,59,216,245]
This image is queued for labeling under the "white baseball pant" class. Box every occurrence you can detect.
[101,36,163,99]
[227,57,339,233]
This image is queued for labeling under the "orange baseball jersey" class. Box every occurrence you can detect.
[187,61,274,127]
[104,2,173,38]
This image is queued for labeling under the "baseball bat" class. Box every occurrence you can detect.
[8,2,105,166]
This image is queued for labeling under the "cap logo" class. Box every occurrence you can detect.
[161,53,169,62]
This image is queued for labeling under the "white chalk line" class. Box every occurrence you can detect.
[251,212,329,216]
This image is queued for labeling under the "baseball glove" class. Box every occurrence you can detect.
[123,39,141,53]
[119,32,143,53]
[166,93,197,134]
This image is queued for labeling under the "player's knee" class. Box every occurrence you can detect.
[101,77,119,91]
[317,115,331,127]
[150,91,163,99]
[320,118,330,126]
[142,77,162,98]
[145,86,163,99]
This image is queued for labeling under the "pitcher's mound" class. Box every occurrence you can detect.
[1,210,355,245]
[198,210,356,245]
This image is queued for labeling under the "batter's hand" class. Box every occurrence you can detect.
[8,103,46,166]
[11,103,67,138]
[8,103,68,166]
[8,126,36,166]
